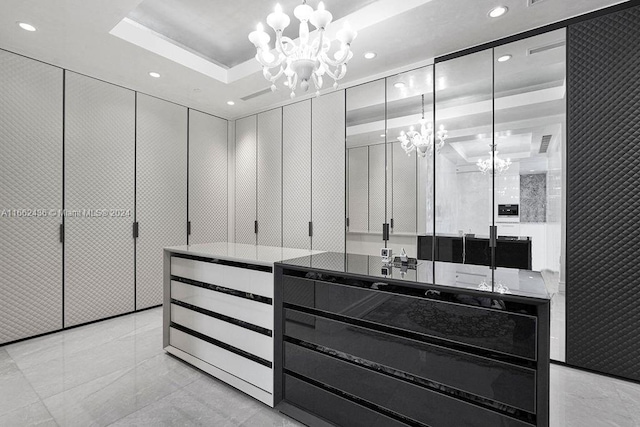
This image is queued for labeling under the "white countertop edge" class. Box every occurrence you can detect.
[164,242,325,267]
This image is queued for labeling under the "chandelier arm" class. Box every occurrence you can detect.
[276,34,297,58]
[269,66,285,83]
[320,45,351,68]
[314,29,325,57]
[255,50,285,69]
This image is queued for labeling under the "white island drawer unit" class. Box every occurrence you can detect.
[163,243,322,407]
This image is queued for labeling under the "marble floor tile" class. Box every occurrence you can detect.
[42,352,203,427]
[21,324,163,399]
[0,401,57,427]
[0,369,42,416]
[5,309,162,372]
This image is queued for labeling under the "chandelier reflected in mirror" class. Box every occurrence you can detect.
[477,144,512,174]
[397,94,447,157]
[248,1,357,99]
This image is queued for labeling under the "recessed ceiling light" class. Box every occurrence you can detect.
[394,82,406,89]
[364,52,377,59]
[18,22,36,32]
[497,54,512,62]
[227,101,235,106]
[488,6,508,18]
[149,72,160,78]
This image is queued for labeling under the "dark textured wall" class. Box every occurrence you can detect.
[567,4,640,381]
[520,174,547,223]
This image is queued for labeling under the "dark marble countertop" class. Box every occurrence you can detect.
[277,252,549,300]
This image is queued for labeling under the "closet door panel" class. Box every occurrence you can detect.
[0,51,63,343]
[136,94,187,309]
[312,91,346,252]
[189,110,228,245]
[257,109,282,247]
[283,101,311,250]
[391,142,417,233]
[64,72,135,326]
[235,116,257,245]
[368,144,386,234]
[347,147,368,232]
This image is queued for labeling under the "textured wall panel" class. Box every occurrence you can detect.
[136,94,187,309]
[257,108,282,247]
[391,142,417,233]
[347,147,368,232]
[189,110,228,245]
[368,144,386,234]
[64,72,135,326]
[567,5,640,381]
[283,101,311,250]
[0,51,63,343]
[312,91,346,252]
[235,116,257,245]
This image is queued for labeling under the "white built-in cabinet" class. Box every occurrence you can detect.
[234,91,346,253]
[0,49,228,342]
[188,110,228,245]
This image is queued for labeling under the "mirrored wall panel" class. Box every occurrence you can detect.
[386,66,433,257]
[346,79,386,254]
[434,49,495,286]
[494,29,566,361]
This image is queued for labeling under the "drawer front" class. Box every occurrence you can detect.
[285,309,535,413]
[284,374,408,427]
[171,304,272,361]
[285,343,533,427]
[283,276,537,360]
[170,327,272,392]
[171,280,272,330]
[171,256,273,298]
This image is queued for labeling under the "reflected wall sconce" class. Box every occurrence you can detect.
[397,94,447,157]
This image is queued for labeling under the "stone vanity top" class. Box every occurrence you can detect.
[164,242,325,268]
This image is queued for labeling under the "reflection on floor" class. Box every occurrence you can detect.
[0,307,637,427]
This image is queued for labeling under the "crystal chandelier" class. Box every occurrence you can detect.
[476,144,512,174]
[397,95,447,157]
[248,1,357,99]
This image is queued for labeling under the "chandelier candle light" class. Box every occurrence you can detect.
[397,94,447,157]
[249,1,357,98]
[476,144,512,174]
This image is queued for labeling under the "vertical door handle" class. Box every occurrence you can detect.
[133,222,139,239]
[346,217,350,228]
[187,221,191,236]
[309,221,313,237]
[390,218,394,229]
[254,220,258,234]
[489,225,497,248]
[382,223,390,241]
[59,224,64,243]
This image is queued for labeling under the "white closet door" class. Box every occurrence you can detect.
[368,144,386,234]
[257,108,282,247]
[312,91,346,252]
[235,116,257,244]
[136,94,187,309]
[347,147,368,232]
[391,141,417,233]
[283,101,311,250]
[64,72,135,326]
[0,51,63,343]
[189,110,228,245]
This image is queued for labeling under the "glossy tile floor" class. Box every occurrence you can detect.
[0,308,638,427]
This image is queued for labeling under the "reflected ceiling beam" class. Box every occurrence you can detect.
[347,84,565,137]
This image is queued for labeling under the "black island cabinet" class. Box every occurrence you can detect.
[273,252,550,427]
